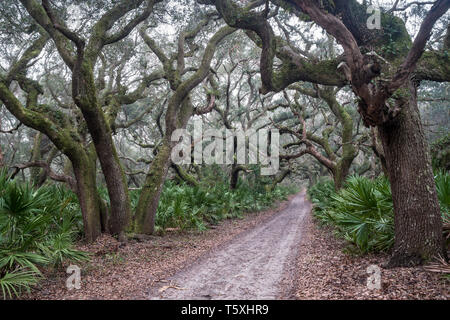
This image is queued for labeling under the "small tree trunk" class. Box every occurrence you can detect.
[230,163,242,190]
[0,144,4,168]
[134,99,194,234]
[379,82,443,267]
[36,147,59,187]
[333,151,356,190]
[269,169,290,192]
[337,101,356,190]
[229,134,244,190]
[134,140,172,234]
[371,127,389,177]
[72,157,102,242]
[333,170,344,190]
[30,132,43,185]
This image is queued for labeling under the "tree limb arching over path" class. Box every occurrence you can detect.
[199,0,450,267]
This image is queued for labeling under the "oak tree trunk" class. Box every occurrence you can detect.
[0,144,4,168]
[72,157,102,242]
[134,140,172,234]
[30,132,43,185]
[378,81,443,267]
[78,106,131,237]
[134,99,194,234]
[333,160,351,190]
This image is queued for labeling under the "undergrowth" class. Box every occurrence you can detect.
[308,172,450,255]
[0,169,88,299]
[0,166,297,298]
[132,177,297,234]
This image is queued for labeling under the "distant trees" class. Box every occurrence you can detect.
[276,84,364,190]
[134,15,236,234]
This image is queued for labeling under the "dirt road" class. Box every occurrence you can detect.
[150,191,311,300]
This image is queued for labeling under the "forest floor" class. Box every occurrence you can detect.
[23,191,448,300]
[23,193,299,299]
[293,212,449,299]
[150,191,310,299]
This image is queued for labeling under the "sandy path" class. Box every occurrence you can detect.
[149,191,311,300]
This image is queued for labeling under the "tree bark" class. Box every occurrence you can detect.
[86,114,131,236]
[36,146,58,187]
[71,154,103,242]
[379,81,443,267]
[30,132,43,185]
[172,164,199,187]
[0,144,4,168]
[135,96,195,234]
[371,127,389,177]
[230,164,247,189]
[269,169,290,192]
[333,160,351,190]
[134,140,172,234]
[73,63,132,237]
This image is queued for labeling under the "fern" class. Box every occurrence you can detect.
[310,173,449,254]
[0,175,88,299]
[0,269,40,300]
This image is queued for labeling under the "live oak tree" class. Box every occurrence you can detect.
[134,14,236,234]
[277,84,365,190]
[0,0,165,240]
[200,0,450,266]
[20,0,168,239]
[0,32,106,241]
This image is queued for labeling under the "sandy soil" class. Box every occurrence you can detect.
[150,191,310,300]
[22,193,298,300]
[23,190,447,300]
[293,213,449,300]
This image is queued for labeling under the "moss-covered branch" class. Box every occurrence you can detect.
[171,164,199,187]
[19,0,76,69]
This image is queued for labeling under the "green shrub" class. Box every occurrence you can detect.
[155,182,207,232]
[328,176,394,253]
[0,269,40,299]
[309,173,450,254]
[307,178,336,222]
[0,169,88,299]
[435,170,450,217]
[153,179,295,233]
[431,134,450,171]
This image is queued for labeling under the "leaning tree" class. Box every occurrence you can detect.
[14,0,168,239]
[134,13,236,234]
[0,0,168,240]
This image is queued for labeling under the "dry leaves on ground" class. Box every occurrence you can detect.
[293,215,449,300]
[22,195,295,300]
